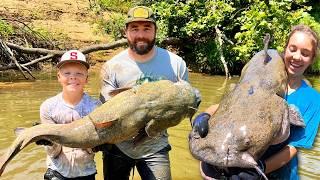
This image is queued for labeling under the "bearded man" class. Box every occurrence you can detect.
[98,6,189,180]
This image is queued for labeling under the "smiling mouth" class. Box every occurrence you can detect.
[289,61,302,69]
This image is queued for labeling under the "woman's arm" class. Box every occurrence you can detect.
[265,145,297,174]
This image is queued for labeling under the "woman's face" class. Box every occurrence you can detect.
[284,31,315,78]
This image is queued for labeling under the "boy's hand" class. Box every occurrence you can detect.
[35,139,53,146]
[32,122,53,146]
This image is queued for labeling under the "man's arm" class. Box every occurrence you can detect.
[204,104,219,115]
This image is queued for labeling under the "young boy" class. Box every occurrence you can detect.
[40,50,100,180]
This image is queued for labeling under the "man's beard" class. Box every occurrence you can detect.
[128,38,155,55]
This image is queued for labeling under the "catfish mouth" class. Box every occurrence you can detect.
[189,131,257,168]
[189,137,233,167]
[189,130,220,166]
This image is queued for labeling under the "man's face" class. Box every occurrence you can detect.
[125,21,156,55]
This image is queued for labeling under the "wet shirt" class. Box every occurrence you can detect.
[40,92,101,178]
[262,80,320,179]
[100,46,188,159]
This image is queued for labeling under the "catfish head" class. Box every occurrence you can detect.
[188,102,277,169]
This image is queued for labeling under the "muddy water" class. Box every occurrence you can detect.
[0,72,319,180]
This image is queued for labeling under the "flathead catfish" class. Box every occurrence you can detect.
[0,80,199,176]
[189,49,305,171]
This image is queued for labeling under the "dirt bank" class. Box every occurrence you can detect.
[0,0,124,66]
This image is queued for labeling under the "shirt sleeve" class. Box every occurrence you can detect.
[179,59,189,81]
[288,104,320,149]
[288,115,320,149]
[99,62,118,103]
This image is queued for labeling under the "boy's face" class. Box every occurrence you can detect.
[57,63,88,93]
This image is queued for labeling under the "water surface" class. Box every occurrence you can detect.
[0,72,319,179]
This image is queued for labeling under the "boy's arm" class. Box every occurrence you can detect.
[39,102,62,158]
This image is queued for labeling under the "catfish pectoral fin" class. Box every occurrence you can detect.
[93,121,113,129]
[144,119,163,138]
[108,87,132,97]
[132,129,148,146]
[288,105,305,127]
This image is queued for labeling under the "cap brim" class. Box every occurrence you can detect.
[57,60,90,69]
[126,18,155,24]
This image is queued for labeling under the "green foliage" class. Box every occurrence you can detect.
[92,0,320,74]
[93,0,152,40]
[96,13,126,40]
[96,0,149,13]
[234,0,310,62]
[96,0,133,13]
[0,19,14,38]
[151,0,320,74]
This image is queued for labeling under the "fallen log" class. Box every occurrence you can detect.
[0,38,128,79]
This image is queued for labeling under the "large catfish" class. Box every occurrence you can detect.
[189,48,305,177]
[0,80,199,176]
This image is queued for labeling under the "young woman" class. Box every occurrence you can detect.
[196,25,320,179]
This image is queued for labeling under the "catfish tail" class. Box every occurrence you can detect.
[0,124,60,176]
[0,118,100,176]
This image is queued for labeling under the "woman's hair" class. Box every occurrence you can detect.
[285,24,319,60]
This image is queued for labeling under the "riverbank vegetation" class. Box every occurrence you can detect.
[1,0,320,77]
[95,0,320,76]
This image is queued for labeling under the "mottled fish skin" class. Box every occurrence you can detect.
[189,49,299,169]
[0,80,198,176]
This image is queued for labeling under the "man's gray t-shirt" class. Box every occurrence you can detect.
[100,46,188,159]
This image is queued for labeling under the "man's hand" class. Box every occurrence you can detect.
[92,144,112,153]
[192,112,211,138]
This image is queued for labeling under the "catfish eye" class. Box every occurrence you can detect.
[238,138,251,151]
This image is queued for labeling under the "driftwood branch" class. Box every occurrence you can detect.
[5,39,128,56]
[80,39,128,54]
[0,39,128,79]
[215,25,231,79]
[0,39,31,79]
[6,42,63,55]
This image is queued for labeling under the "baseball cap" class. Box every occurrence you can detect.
[126,6,155,24]
[57,50,90,69]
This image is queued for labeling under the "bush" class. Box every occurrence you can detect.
[92,0,320,74]
[0,19,14,38]
[96,12,126,40]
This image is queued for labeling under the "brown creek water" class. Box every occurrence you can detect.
[0,71,319,180]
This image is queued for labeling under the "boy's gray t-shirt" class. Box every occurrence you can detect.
[100,46,188,159]
[40,93,101,178]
